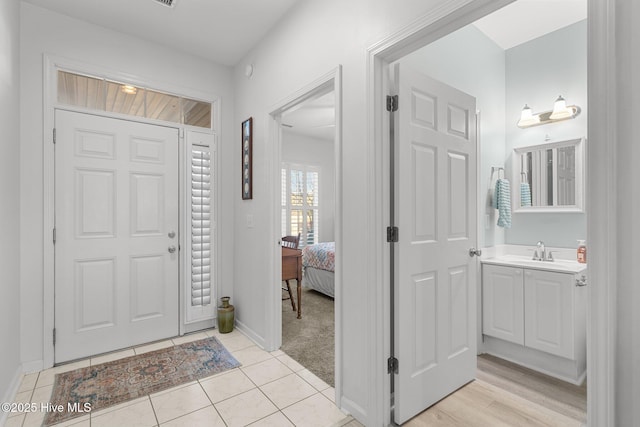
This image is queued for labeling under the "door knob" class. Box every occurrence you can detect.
[468,248,482,257]
[168,245,177,254]
[168,231,176,238]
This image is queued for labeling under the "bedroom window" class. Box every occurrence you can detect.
[281,164,319,247]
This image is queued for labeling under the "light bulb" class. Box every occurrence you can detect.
[550,95,572,120]
[517,104,540,127]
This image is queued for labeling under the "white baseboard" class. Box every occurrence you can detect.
[21,360,43,375]
[234,319,266,350]
[0,365,24,427]
[340,396,367,426]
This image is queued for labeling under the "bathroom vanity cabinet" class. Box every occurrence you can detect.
[481,260,587,384]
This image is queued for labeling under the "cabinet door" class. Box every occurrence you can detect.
[482,265,524,345]
[524,269,574,359]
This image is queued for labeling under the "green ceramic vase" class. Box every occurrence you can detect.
[217,296,235,333]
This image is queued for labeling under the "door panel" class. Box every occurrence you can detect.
[393,63,477,424]
[75,258,116,331]
[412,145,437,240]
[130,173,165,235]
[449,265,469,357]
[76,169,116,237]
[55,110,179,363]
[413,272,437,370]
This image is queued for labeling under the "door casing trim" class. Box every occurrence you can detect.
[265,65,343,408]
[42,54,219,368]
[366,0,610,425]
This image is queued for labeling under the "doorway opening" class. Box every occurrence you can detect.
[279,90,337,387]
[373,0,590,424]
[268,67,343,404]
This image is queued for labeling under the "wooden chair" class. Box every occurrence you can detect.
[281,233,300,249]
[282,234,301,311]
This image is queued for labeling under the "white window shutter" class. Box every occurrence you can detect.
[281,163,320,247]
[191,148,212,307]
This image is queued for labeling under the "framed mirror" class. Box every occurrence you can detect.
[513,137,585,213]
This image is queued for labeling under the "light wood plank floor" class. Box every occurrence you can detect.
[405,354,587,426]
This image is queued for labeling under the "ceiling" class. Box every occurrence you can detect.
[23,0,585,140]
[21,0,299,66]
[281,1,587,142]
[282,92,335,142]
[473,0,587,50]
[21,0,587,68]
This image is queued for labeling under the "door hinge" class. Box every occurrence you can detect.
[53,328,56,346]
[53,128,56,144]
[53,227,56,244]
[387,357,398,374]
[387,226,399,243]
[386,95,398,112]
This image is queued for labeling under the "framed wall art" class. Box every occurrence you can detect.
[241,117,253,200]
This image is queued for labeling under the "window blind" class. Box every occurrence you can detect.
[191,147,211,307]
[281,164,319,247]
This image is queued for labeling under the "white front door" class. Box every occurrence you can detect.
[55,110,179,363]
[393,63,477,424]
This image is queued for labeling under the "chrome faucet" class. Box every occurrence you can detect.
[533,241,553,261]
[537,241,545,260]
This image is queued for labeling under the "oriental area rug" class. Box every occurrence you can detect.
[44,336,240,426]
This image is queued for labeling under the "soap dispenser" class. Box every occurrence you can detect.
[577,240,587,264]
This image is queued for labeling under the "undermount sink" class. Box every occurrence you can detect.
[482,254,587,274]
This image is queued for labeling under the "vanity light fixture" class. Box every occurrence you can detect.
[549,95,573,120]
[517,95,581,128]
[516,104,540,127]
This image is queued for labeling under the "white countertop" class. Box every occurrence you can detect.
[482,254,587,274]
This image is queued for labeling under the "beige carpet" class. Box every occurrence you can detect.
[281,287,334,387]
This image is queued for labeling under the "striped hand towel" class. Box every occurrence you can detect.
[520,182,532,207]
[493,178,512,228]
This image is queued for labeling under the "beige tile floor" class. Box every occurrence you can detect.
[4,329,363,427]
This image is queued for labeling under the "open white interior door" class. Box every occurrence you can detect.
[392,63,478,424]
[54,110,179,363]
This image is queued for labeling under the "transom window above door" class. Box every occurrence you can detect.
[57,70,212,129]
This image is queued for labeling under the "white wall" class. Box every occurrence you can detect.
[403,21,588,250]
[11,1,637,425]
[0,0,22,411]
[505,20,587,247]
[19,3,235,368]
[231,0,498,423]
[282,131,335,242]
[401,24,506,248]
